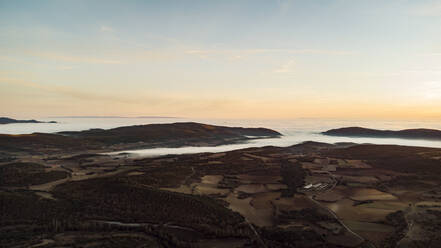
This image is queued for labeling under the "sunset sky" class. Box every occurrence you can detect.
[1,0,441,119]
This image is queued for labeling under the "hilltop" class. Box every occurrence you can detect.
[0,117,56,125]
[0,122,281,154]
[322,127,441,140]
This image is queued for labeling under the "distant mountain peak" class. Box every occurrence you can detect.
[0,117,56,124]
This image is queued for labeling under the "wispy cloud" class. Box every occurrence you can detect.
[0,78,133,103]
[57,66,73,71]
[419,52,441,56]
[408,2,441,16]
[26,51,124,64]
[185,48,357,56]
[403,69,441,75]
[0,77,261,119]
[274,59,296,73]
[100,25,115,32]
[416,81,441,99]
[184,48,357,62]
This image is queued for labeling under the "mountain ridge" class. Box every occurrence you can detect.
[0,117,56,124]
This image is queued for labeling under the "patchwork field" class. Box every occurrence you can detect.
[1,141,440,247]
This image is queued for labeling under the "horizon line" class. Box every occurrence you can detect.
[47,116,180,119]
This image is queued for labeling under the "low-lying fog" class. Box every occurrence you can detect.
[3,117,438,156]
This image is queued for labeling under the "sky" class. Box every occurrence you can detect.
[1,0,441,119]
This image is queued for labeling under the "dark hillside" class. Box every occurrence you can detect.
[322,127,441,140]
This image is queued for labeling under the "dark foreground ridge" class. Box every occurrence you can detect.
[322,126,441,140]
[0,117,56,125]
[0,122,281,154]
[1,141,440,247]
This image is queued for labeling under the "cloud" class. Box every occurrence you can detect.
[274,59,296,73]
[57,66,73,71]
[26,51,124,64]
[184,48,357,59]
[229,55,243,60]
[402,80,441,101]
[402,69,441,75]
[0,78,137,104]
[100,25,115,32]
[419,52,441,56]
[0,77,243,111]
[7,46,356,67]
[277,0,293,13]
[409,2,441,16]
[421,81,441,99]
